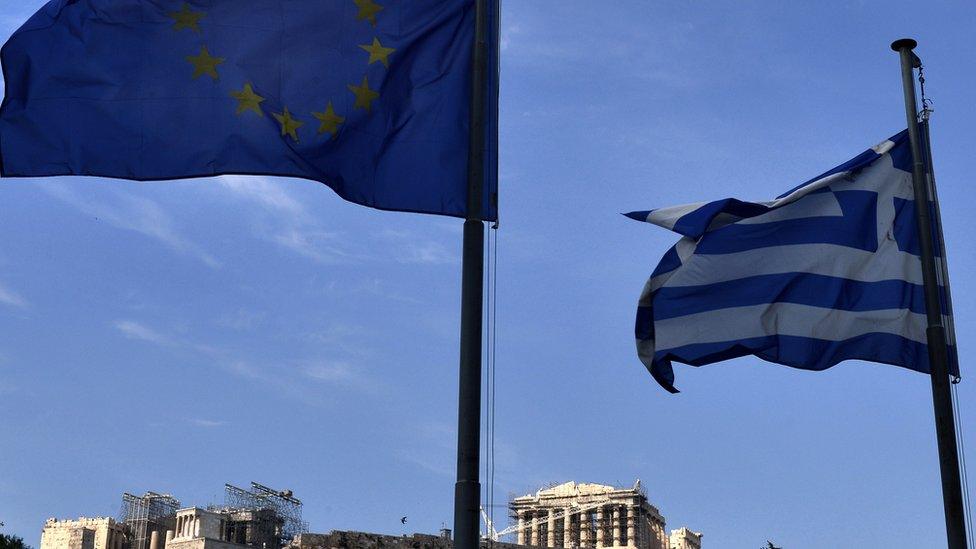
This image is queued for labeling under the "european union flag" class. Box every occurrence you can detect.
[0,0,498,221]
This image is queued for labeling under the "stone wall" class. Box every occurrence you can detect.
[667,528,701,549]
[40,517,126,549]
[167,538,254,549]
[288,531,532,549]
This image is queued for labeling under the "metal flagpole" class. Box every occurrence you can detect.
[891,38,968,549]
[455,2,490,549]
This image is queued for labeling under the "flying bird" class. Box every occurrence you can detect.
[401,516,408,524]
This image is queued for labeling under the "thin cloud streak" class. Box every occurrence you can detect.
[215,175,365,264]
[0,281,28,309]
[113,319,172,345]
[187,418,226,428]
[44,183,221,268]
[110,318,381,403]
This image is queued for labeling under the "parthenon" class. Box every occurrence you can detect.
[508,481,683,549]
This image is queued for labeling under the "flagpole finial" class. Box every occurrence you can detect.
[890,38,918,51]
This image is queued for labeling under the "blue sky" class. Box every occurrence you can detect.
[1,1,975,548]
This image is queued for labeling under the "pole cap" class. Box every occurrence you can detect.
[891,38,918,51]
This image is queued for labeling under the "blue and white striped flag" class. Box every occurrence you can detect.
[627,130,958,393]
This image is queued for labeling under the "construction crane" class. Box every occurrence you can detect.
[480,497,612,542]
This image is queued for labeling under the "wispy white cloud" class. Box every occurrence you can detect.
[188,418,226,428]
[112,318,380,403]
[301,360,382,395]
[500,22,520,52]
[378,229,458,265]
[216,175,305,217]
[113,319,172,345]
[396,422,456,477]
[44,183,220,268]
[273,227,361,264]
[0,281,28,309]
[302,361,357,382]
[215,176,363,264]
[216,308,265,331]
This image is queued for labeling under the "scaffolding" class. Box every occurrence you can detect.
[223,482,308,544]
[118,492,180,549]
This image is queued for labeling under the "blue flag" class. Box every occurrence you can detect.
[0,0,498,221]
[627,130,958,393]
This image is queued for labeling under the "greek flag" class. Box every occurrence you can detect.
[627,130,958,393]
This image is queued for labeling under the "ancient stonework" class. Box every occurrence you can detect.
[508,481,669,549]
[40,517,128,549]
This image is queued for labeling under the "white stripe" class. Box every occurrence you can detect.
[644,148,910,236]
[646,202,707,230]
[663,239,927,287]
[657,153,927,288]
[654,302,928,350]
[736,191,843,225]
[644,236,697,295]
[872,139,896,155]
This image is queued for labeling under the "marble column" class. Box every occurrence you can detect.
[610,506,620,547]
[563,508,573,548]
[626,506,636,548]
[579,510,590,548]
[517,512,527,546]
[639,514,648,549]
[595,507,605,548]
[530,512,539,547]
[547,510,556,548]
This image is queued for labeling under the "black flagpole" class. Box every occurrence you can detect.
[455,2,489,549]
[891,38,968,549]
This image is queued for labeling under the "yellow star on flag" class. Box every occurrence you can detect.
[347,76,380,113]
[312,102,346,137]
[230,84,265,116]
[353,0,383,26]
[169,3,206,33]
[358,38,395,68]
[273,107,304,142]
[186,46,225,80]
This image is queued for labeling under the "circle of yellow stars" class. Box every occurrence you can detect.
[169,0,393,143]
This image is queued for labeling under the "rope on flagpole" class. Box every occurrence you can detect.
[952,382,974,549]
[489,223,498,545]
[482,222,499,545]
[916,63,973,547]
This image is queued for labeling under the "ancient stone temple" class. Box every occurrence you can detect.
[508,482,670,549]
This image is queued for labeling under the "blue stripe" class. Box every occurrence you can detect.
[671,198,772,239]
[650,244,682,278]
[635,305,654,340]
[655,332,938,377]
[694,190,879,255]
[652,272,928,320]
[775,149,878,199]
[624,210,651,222]
[774,129,909,199]
[892,197,942,258]
[889,130,913,172]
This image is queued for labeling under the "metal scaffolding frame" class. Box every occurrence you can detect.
[223,482,308,544]
[118,492,180,549]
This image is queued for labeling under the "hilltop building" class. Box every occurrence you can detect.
[507,481,682,549]
[168,507,284,549]
[40,517,128,549]
[38,480,700,549]
[666,529,701,549]
[40,483,303,549]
